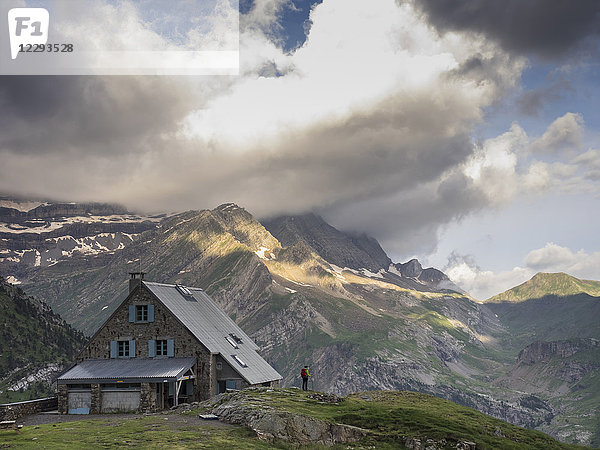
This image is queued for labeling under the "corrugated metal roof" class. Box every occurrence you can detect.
[144,282,282,385]
[58,357,196,383]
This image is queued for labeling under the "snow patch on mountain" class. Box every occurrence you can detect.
[5,276,21,285]
[388,264,402,277]
[0,214,159,234]
[254,246,277,260]
[0,233,137,267]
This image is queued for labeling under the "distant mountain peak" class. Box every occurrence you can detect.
[487,272,600,302]
[263,213,391,272]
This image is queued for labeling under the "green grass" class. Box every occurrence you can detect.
[0,416,290,449]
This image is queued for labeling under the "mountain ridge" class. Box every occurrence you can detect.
[487,272,600,303]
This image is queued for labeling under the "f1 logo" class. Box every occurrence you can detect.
[8,8,49,60]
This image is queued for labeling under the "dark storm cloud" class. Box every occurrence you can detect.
[414,0,600,59]
[0,76,206,154]
[322,170,489,257]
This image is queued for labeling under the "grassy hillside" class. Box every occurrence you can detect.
[0,278,86,403]
[486,293,600,352]
[203,388,585,449]
[488,273,600,303]
[484,272,600,446]
[1,388,585,449]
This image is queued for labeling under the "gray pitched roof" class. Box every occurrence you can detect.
[58,357,196,384]
[144,282,281,385]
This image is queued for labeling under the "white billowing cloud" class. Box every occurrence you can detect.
[444,243,600,300]
[445,260,533,301]
[460,111,597,208]
[529,112,584,156]
[463,123,524,203]
[183,0,520,148]
[572,149,600,182]
[242,0,291,35]
[524,242,600,277]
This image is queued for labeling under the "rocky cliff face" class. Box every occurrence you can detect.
[263,213,391,272]
[517,339,600,365]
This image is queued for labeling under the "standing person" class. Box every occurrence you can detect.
[301,365,311,391]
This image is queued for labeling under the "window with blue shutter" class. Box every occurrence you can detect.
[110,340,117,358]
[155,340,168,356]
[130,304,153,322]
[167,339,174,357]
[148,339,156,358]
[117,340,134,358]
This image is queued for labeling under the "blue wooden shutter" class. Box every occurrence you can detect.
[129,340,136,358]
[129,305,135,322]
[110,340,117,358]
[148,305,154,322]
[148,339,156,358]
[167,339,174,357]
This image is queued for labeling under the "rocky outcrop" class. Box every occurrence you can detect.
[205,389,368,445]
[517,339,600,365]
[395,259,423,278]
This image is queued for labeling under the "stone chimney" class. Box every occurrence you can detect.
[129,272,145,293]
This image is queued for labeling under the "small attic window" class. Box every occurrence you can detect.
[225,336,239,348]
[232,355,247,368]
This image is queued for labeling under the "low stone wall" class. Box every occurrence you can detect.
[0,397,58,421]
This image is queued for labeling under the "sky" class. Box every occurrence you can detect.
[0,0,599,299]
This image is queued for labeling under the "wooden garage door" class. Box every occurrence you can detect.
[68,390,91,414]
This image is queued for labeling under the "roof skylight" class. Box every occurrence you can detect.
[225,336,239,348]
[232,355,247,368]
[176,285,193,296]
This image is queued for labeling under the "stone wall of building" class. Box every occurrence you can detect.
[0,397,58,421]
[80,285,214,401]
[57,385,68,414]
[140,383,157,412]
[90,384,101,414]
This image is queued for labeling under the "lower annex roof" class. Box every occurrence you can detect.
[57,357,196,384]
